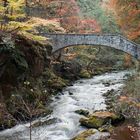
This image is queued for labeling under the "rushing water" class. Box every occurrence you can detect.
[0,71,132,140]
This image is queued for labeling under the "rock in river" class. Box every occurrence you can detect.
[72,129,97,140]
[75,109,89,117]
[79,111,121,129]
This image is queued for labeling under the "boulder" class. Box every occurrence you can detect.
[79,111,120,129]
[80,116,106,129]
[69,92,73,95]
[79,70,92,79]
[98,124,114,132]
[103,82,111,87]
[72,129,96,140]
[31,118,58,128]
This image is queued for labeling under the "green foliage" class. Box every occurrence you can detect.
[69,45,98,67]
[0,0,26,22]
[79,69,91,78]
[21,31,46,42]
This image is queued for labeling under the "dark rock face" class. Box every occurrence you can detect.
[53,61,82,80]
[0,33,53,130]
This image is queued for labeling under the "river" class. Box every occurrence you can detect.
[0,71,132,140]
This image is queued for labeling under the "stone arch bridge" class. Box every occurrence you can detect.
[44,34,140,60]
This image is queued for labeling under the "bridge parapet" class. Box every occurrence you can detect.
[43,34,140,60]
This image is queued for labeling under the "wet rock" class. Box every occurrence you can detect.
[103,89,115,97]
[72,129,97,140]
[80,116,106,129]
[75,109,89,117]
[87,131,110,140]
[98,124,114,132]
[31,118,58,128]
[79,111,120,129]
[111,114,125,126]
[69,92,73,95]
[55,96,60,99]
[67,83,74,86]
[103,82,111,87]
[123,73,131,78]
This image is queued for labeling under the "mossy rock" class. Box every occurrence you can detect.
[43,68,68,90]
[80,116,106,129]
[72,129,96,140]
[47,77,67,90]
[79,111,119,129]
[98,124,114,132]
[79,70,91,78]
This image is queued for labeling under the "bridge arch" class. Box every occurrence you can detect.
[45,34,140,60]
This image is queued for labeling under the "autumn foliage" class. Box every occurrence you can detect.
[30,0,101,33]
[107,0,140,42]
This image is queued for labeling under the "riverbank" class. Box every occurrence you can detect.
[74,70,140,140]
[104,71,140,140]
[0,70,132,140]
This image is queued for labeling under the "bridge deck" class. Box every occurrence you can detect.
[43,34,140,60]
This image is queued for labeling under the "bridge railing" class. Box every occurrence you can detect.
[41,33,140,46]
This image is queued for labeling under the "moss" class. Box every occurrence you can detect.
[79,111,120,129]
[72,129,96,140]
[80,116,105,129]
[79,69,92,78]
[42,68,57,79]
[47,76,67,90]
[43,68,68,90]
[98,124,114,132]
[19,31,46,42]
